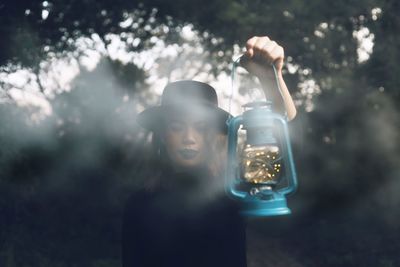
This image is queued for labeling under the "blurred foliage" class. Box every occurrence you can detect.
[0,60,150,266]
[1,0,400,266]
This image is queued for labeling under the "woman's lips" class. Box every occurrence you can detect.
[178,149,199,159]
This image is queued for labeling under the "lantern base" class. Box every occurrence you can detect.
[240,192,291,217]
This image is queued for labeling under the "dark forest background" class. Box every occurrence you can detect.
[1,0,400,266]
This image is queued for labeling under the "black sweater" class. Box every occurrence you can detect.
[122,169,247,267]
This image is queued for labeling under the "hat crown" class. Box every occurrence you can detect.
[161,80,218,107]
[137,80,230,133]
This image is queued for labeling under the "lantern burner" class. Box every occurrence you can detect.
[249,186,273,196]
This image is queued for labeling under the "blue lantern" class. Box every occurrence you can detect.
[225,58,298,217]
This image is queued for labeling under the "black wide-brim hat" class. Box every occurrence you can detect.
[137,80,231,133]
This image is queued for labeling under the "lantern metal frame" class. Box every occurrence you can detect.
[225,57,298,217]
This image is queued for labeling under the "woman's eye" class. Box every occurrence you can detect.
[195,123,207,133]
[169,122,184,132]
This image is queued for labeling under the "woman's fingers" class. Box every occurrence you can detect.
[245,36,258,58]
[245,36,284,70]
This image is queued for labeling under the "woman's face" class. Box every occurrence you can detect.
[162,113,210,171]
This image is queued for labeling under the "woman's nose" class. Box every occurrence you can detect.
[182,127,196,145]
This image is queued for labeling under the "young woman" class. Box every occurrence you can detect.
[122,36,297,267]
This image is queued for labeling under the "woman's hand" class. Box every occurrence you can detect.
[241,35,297,121]
[241,36,284,78]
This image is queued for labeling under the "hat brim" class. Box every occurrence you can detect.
[137,104,232,133]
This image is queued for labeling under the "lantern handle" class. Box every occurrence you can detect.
[229,54,288,120]
[228,55,242,115]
